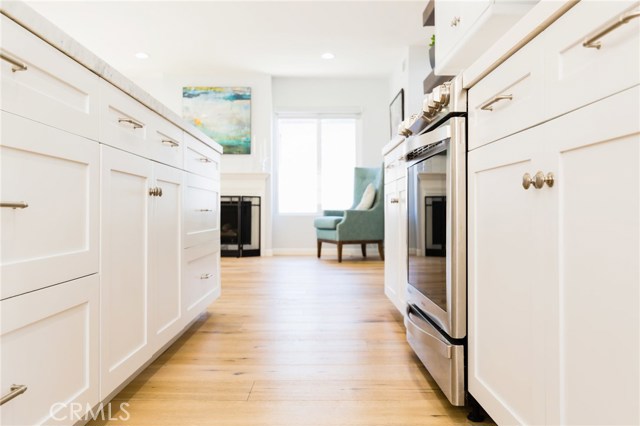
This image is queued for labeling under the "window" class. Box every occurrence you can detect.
[276,115,358,214]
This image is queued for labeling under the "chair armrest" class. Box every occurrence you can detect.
[322,210,345,217]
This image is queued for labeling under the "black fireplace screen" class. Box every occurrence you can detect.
[220,196,261,257]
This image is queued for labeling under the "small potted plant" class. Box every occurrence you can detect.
[429,34,436,70]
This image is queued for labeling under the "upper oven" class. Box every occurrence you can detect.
[405,116,466,340]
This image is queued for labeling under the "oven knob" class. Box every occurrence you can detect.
[423,93,439,116]
[435,83,451,107]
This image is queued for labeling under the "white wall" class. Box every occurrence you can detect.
[271,77,389,254]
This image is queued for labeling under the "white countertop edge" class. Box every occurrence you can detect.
[462,0,579,90]
[0,1,223,154]
[382,135,406,157]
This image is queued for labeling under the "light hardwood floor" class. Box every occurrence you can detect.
[90,256,491,425]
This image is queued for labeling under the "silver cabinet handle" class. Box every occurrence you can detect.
[523,171,554,190]
[390,198,399,204]
[148,187,163,197]
[583,9,640,49]
[199,157,212,163]
[1,201,29,209]
[480,94,513,111]
[118,118,144,129]
[162,139,179,148]
[0,384,28,406]
[200,273,213,279]
[0,53,28,72]
[198,209,213,212]
[450,16,460,27]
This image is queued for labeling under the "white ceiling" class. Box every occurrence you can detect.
[25,0,431,78]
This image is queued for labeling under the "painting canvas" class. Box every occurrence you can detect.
[183,86,251,154]
[389,88,404,138]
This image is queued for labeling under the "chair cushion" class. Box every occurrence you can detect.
[354,183,376,210]
[314,216,343,230]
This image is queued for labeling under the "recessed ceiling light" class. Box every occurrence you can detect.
[321,52,335,60]
[135,52,149,60]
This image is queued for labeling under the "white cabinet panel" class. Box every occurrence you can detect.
[182,242,220,321]
[383,169,407,315]
[100,145,152,398]
[0,275,99,426]
[468,126,547,426]
[99,80,154,160]
[149,163,183,351]
[542,0,640,120]
[184,133,220,179]
[183,173,220,250]
[1,112,99,300]
[0,16,100,141]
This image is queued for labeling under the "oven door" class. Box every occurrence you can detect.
[406,117,466,339]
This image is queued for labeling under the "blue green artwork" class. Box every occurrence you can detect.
[183,86,251,154]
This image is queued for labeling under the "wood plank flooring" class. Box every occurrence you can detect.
[90,256,491,425]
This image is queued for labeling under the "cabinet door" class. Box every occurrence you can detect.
[100,146,153,398]
[149,163,183,351]
[383,181,401,311]
[1,112,99,300]
[468,125,548,425]
[182,242,220,323]
[544,86,640,426]
[396,177,408,311]
[183,173,220,249]
[0,275,99,426]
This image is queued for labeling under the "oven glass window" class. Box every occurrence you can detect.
[407,141,449,312]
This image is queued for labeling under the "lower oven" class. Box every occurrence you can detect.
[404,115,466,406]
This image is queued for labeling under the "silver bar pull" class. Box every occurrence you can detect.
[0,384,28,406]
[162,139,179,148]
[480,94,513,111]
[200,273,213,280]
[198,209,213,212]
[0,53,28,72]
[1,201,29,209]
[118,118,144,129]
[390,198,399,204]
[583,9,640,49]
[199,157,212,163]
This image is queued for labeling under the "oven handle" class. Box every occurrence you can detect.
[404,122,453,161]
[405,307,453,359]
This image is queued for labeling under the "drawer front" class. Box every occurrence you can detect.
[1,112,99,300]
[468,34,545,150]
[183,172,220,249]
[0,275,100,426]
[149,114,184,168]
[384,144,405,183]
[0,16,100,140]
[184,133,220,179]
[182,243,220,320]
[99,80,154,159]
[542,1,640,120]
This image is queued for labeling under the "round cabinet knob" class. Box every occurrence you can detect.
[523,171,555,190]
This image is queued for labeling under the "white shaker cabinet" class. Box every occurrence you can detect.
[0,275,100,426]
[383,143,408,315]
[469,85,639,425]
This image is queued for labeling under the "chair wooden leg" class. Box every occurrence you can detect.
[337,242,343,263]
[361,243,367,258]
[317,240,322,258]
[378,241,384,260]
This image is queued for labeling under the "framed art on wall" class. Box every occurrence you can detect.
[182,86,252,154]
[389,88,404,138]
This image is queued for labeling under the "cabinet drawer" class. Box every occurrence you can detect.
[384,144,405,183]
[468,34,545,150]
[183,172,220,249]
[182,243,220,318]
[0,16,100,140]
[99,80,154,159]
[1,112,99,300]
[184,133,220,179]
[0,275,100,426]
[542,1,640,120]
[149,114,184,168]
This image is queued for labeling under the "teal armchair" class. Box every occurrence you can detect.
[314,167,384,262]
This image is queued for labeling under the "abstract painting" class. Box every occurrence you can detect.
[183,87,251,154]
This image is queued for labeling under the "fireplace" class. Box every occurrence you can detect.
[220,196,261,257]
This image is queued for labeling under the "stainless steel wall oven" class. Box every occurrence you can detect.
[400,76,467,407]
